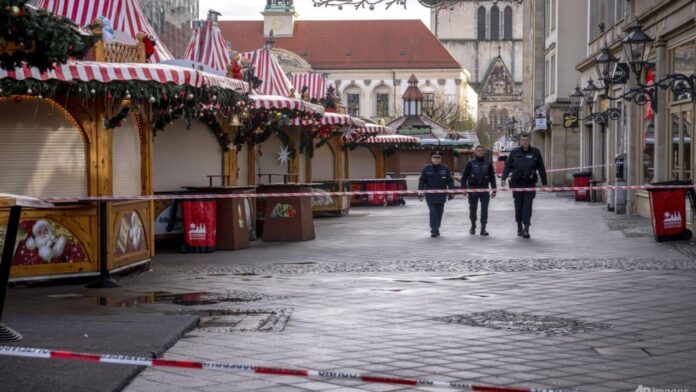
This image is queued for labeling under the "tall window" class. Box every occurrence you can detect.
[347,94,360,117]
[490,5,500,41]
[544,59,550,96]
[550,0,556,31]
[490,108,499,131]
[503,6,512,40]
[375,93,389,118]
[589,0,601,39]
[550,55,556,94]
[423,93,435,112]
[477,6,486,40]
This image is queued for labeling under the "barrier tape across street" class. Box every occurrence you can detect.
[0,345,568,392]
[7,184,686,204]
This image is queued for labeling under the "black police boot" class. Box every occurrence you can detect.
[523,224,530,239]
[517,222,523,236]
[480,224,489,236]
[431,229,440,238]
[469,221,476,235]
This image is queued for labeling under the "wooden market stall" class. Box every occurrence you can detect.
[0,2,251,280]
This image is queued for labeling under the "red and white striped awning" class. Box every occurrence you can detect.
[356,123,391,135]
[289,112,364,127]
[184,19,230,73]
[37,0,174,62]
[241,49,297,98]
[291,73,327,101]
[250,94,324,115]
[361,135,421,145]
[0,61,248,91]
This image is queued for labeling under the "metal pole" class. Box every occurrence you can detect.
[85,202,119,289]
[0,206,23,341]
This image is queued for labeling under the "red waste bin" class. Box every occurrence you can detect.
[647,181,692,242]
[181,200,217,252]
[366,182,386,206]
[572,172,592,201]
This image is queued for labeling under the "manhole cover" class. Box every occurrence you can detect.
[197,309,292,332]
[437,310,611,335]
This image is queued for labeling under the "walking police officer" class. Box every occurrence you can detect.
[501,133,547,238]
[418,151,455,237]
[462,145,497,236]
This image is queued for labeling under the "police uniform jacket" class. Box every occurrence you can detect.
[501,146,548,188]
[461,158,497,190]
[418,163,455,204]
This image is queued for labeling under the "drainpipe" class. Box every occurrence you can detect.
[392,71,397,116]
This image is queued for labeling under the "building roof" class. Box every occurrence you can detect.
[219,20,462,70]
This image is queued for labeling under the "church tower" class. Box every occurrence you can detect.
[263,0,297,38]
[432,0,524,135]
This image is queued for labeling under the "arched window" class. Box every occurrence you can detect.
[477,6,486,40]
[504,6,512,40]
[490,5,500,41]
[489,108,499,131]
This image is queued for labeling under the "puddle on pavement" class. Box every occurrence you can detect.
[233,272,257,276]
[443,273,495,281]
[206,273,228,277]
[273,262,317,265]
[370,289,405,292]
[51,291,268,308]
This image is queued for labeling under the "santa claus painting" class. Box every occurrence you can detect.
[10,219,88,265]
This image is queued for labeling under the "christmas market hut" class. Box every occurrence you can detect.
[0,1,249,280]
[385,75,474,189]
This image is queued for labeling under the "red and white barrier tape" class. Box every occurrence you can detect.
[0,345,565,392]
[35,184,694,203]
[546,163,613,173]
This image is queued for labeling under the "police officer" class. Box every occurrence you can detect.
[462,145,497,236]
[418,151,455,237]
[501,133,547,238]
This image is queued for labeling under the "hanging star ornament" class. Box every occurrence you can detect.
[277,145,291,167]
[339,126,355,142]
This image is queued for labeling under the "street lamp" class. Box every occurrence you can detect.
[621,22,654,81]
[582,79,600,107]
[569,85,584,111]
[594,42,620,89]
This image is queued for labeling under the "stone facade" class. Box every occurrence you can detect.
[432,0,524,135]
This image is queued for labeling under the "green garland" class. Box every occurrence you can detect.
[103,103,130,129]
[0,1,98,72]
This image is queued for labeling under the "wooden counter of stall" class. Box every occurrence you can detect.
[1,200,154,282]
[256,183,317,241]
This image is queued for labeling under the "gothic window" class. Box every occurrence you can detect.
[477,6,486,40]
[504,6,512,40]
[490,5,500,41]
[490,108,499,131]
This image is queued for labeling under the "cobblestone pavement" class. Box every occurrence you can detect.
[117,193,696,392]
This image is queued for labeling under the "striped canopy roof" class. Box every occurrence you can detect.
[0,61,248,91]
[242,49,297,98]
[184,19,231,73]
[37,0,174,62]
[291,73,327,101]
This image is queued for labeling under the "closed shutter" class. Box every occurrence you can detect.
[349,147,376,179]
[0,100,87,198]
[258,134,287,184]
[153,122,223,192]
[112,118,142,196]
[237,144,249,186]
[312,145,334,181]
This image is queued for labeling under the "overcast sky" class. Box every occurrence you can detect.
[199,0,432,29]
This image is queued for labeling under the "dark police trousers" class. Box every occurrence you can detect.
[468,192,490,224]
[428,202,445,231]
[513,191,535,226]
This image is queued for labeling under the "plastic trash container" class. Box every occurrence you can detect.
[647,180,693,242]
[572,172,592,201]
[181,200,217,252]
